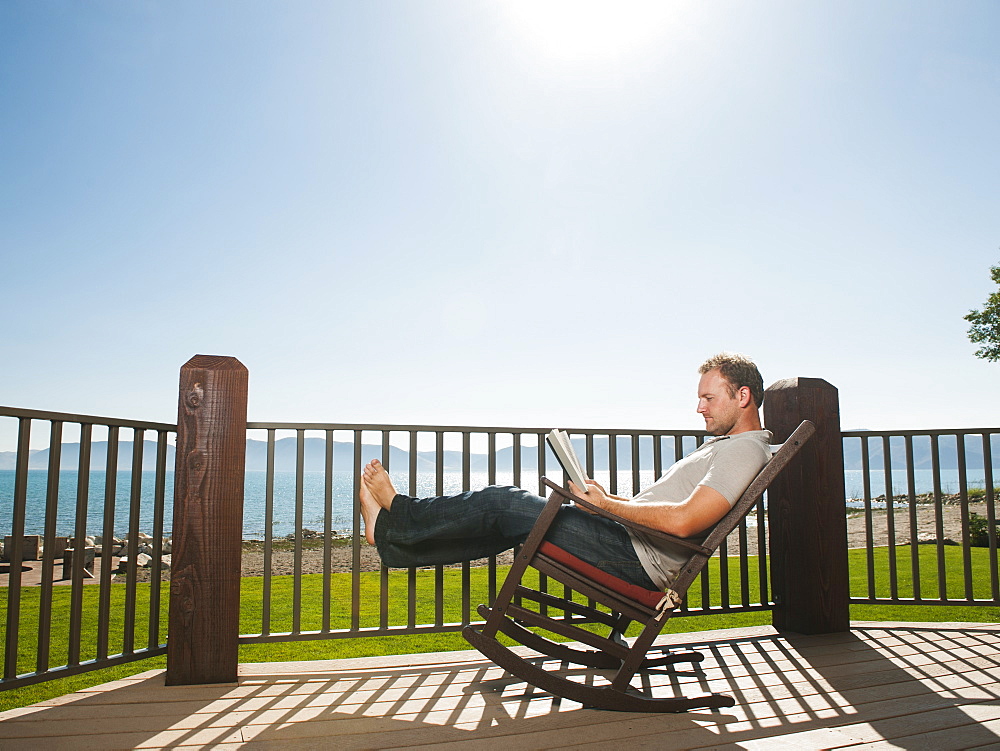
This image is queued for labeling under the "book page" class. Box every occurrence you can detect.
[546,429,589,491]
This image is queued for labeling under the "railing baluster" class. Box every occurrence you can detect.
[882,435,898,601]
[408,431,418,495]
[608,433,618,496]
[512,432,521,487]
[652,434,662,481]
[984,433,998,601]
[262,429,275,636]
[488,432,496,485]
[756,495,768,606]
[738,513,750,608]
[407,566,417,630]
[407,431,418,628]
[931,433,946,601]
[68,423,93,665]
[861,437,875,601]
[535,433,545,495]
[123,428,144,655]
[699,559,711,611]
[462,431,471,624]
[435,431,444,496]
[905,435,920,600]
[148,430,168,648]
[325,429,335,633]
[536,434,548,613]
[292,430,305,634]
[352,430,363,632]
[378,430,389,632]
[435,564,444,627]
[36,420,62,674]
[96,426,119,661]
[631,434,640,498]
[487,432,497,607]
[719,518,730,609]
[958,434,973,600]
[434,431,444,627]
[380,565,391,632]
[4,418,31,681]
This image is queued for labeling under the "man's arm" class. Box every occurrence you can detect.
[569,481,731,539]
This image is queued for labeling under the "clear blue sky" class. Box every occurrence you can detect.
[1,0,998,452]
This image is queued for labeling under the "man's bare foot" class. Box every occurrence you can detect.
[362,459,398,510]
[359,477,381,546]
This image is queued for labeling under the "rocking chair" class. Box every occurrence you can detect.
[463,420,815,712]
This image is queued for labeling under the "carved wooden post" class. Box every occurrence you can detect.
[764,378,850,634]
[166,355,248,685]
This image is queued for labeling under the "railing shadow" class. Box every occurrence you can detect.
[1,625,998,748]
[702,624,1000,748]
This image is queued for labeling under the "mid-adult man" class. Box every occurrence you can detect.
[360,353,772,591]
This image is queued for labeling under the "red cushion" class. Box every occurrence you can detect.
[538,541,665,610]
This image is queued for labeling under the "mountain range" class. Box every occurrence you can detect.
[1,433,996,473]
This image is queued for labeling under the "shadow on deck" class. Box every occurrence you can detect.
[2,622,999,750]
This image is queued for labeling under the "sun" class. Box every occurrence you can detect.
[500,0,682,63]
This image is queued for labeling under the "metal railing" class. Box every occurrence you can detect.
[5,399,999,691]
[843,428,1000,606]
[237,421,773,645]
[0,406,174,690]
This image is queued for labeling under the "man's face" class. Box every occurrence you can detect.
[697,368,742,436]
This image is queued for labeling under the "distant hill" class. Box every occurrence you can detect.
[841,433,997,470]
[0,441,173,471]
[1,433,996,473]
[0,436,675,473]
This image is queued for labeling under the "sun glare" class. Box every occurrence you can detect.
[502,0,681,63]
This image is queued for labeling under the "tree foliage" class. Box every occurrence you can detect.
[965,265,1000,362]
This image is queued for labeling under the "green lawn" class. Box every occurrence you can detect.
[1,546,998,712]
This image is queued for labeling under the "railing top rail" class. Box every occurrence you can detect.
[0,406,176,432]
[3,407,996,441]
[841,427,1000,438]
[245,420,711,437]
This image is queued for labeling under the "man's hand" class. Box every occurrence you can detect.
[568,479,732,538]
[568,480,612,513]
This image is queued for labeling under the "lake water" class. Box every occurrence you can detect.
[0,468,995,539]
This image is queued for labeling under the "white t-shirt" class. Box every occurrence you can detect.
[628,430,772,590]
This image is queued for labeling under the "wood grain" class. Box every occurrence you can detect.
[764,377,851,634]
[166,355,248,685]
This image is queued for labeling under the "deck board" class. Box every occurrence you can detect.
[1,622,999,750]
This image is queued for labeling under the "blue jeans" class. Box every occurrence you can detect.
[373,485,658,590]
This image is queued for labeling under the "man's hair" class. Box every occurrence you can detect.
[699,353,765,407]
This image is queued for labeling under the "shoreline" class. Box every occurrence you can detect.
[239,500,993,576]
[1,501,991,586]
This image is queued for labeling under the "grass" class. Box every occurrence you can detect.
[967,486,1000,501]
[1,546,998,712]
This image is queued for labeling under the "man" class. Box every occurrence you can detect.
[359,353,772,591]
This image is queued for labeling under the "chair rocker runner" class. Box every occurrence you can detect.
[463,420,816,713]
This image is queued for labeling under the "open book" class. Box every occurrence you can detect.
[546,429,589,492]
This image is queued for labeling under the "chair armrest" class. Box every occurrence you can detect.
[540,477,712,556]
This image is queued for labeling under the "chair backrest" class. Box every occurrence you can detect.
[670,420,816,596]
[700,419,815,552]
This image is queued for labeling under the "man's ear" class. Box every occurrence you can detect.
[738,386,752,408]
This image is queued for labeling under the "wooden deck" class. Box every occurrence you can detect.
[1,622,999,749]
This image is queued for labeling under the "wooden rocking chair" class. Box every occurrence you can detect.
[463,420,815,712]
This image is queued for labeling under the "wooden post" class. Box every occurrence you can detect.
[166,355,248,685]
[763,377,850,634]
